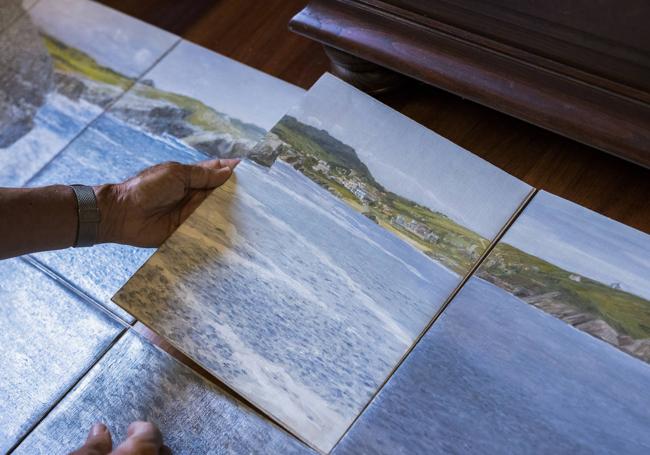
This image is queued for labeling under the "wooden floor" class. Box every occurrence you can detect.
[99,0,649,234]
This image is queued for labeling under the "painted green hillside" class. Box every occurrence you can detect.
[275,116,374,177]
[272,116,489,275]
[130,83,265,141]
[43,34,264,142]
[43,34,133,89]
[480,242,650,362]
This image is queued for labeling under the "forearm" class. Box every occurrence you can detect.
[0,185,78,260]
[0,159,237,259]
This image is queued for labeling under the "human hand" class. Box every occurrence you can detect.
[70,422,170,455]
[94,159,239,247]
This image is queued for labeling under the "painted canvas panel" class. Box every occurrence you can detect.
[113,74,532,451]
[26,40,304,321]
[0,258,122,453]
[335,191,650,454]
[478,191,650,363]
[15,331,312,455]
[0,0,177,187]
[107,40,305,163]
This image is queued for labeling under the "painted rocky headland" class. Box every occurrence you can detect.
[478,243,650,363]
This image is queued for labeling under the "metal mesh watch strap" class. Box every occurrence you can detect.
[70,184,100,247]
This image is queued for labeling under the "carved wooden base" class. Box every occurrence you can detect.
[289,0,650,168]
[323,46,406,94]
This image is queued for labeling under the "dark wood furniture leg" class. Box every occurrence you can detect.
[289,0,650,168]
[323,46,405,94]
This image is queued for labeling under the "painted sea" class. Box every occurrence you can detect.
[23,99,650,453]
[336,277,650,454]
[27,94,463,406]
[114,152,463,449]
[27,108,208,320]
[0,92,102,186]
[0,0,177,187]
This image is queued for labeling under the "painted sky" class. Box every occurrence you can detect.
[143,41,304,131]
[288,74,532,239]
[502,191,650,300]
[29,0,177,78]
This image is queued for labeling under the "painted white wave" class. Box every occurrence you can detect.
[211,323,348,450]
[101,112,198,158]
[45,90,104,123]
[183,130,233,145]
[0,125,67,186]
[115,90,172,111]
[0,92,104,186]
[144,251,348,450]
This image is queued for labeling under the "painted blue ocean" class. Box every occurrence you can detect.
[112,125,466,448]
[0,93,102,187]
[29,110,206,187]
[336,277,650,454]
[28,111,207,320]
[16,98,644,453]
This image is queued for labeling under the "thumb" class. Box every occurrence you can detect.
[188,164,233,190]
[112,421,163,455]
[70,423,112,455]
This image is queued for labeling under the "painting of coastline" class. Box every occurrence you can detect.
[0,0,177,187]
[14,331,312,455]
[479,191,650,363]
[113,74,532,451]
[26,39,304,320]
[106,40,304,164]
[335,191,650,454]
[0,258,121,453]
[267,74,534,273]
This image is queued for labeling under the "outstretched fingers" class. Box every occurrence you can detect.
[70,423,113,455]
[199,158,240,171]
[188,159,240,190]
[111,421,164,455]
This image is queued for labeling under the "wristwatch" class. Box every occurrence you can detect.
[70,184,100,247]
